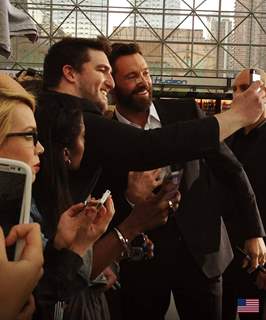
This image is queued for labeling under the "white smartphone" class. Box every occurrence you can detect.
[0,158,32,260]
[250,69,261,84]
[96,189,111,209]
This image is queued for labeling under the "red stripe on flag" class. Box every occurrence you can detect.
[237,298,259,313]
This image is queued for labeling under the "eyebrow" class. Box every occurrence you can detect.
[125,67,150,75]
[20,126,37,132]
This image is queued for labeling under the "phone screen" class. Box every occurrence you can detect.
[250,69,261,84]
[0,170,26,259]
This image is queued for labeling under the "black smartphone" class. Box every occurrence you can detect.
[0,158,32,260]
[236,246,266,281]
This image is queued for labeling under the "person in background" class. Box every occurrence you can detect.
[223,68,266,320]
[106,43,266,320]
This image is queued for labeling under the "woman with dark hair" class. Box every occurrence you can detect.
[33,96,115,319]
[34,98,87,237]
[33,93,180,319]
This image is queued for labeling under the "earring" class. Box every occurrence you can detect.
[66,159,71,166]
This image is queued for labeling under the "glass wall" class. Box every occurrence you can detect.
[1,0,266,79]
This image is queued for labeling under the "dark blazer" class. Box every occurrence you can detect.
[111,98,265,278]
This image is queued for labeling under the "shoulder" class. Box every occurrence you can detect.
[154,98,200,123]
[38,91,101,115]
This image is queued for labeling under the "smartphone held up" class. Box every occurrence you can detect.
[84,189,111,210]
[0,158,32,260]
[250,69,261,84]
[96,190,111,209]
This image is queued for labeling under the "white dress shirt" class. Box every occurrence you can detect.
[115,103,171,180]
[115,102,162,130]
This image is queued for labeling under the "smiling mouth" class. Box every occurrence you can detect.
[136,90,149,95]
[133,86,150,95]
[101,89,108,98]
[133,89,150,97]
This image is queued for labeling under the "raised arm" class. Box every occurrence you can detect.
[81,82,265,172]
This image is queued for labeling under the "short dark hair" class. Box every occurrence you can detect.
[109,42,143,74]
[43,37,111,89]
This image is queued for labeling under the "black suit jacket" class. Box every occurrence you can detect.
[111,98,265,278]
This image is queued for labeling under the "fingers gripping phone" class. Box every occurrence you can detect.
[250,69,261,84]
[165,170,183,190]
[0,158,32,260]
[236,246,266,281]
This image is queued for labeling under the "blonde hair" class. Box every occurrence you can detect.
[0,73,35,146]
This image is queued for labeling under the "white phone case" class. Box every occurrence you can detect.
[0,158,32,260]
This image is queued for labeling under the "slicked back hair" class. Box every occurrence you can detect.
[43,37,111,89]
[109,42,143,74]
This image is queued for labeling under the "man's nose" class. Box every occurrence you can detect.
[106,73,115,90]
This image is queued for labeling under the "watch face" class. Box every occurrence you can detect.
[130,233,154,261]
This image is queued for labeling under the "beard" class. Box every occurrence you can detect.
[115,85,152,113]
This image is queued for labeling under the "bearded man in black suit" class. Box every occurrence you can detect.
[107,43,266,320]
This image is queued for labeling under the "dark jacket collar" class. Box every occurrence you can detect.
[39,90,102,116]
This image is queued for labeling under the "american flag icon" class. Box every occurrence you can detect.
[237,298,259,313]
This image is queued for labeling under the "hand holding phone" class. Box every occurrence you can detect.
[236,246,266,281]
[164,170,183,191]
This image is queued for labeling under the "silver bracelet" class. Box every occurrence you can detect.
[113,227,131,258]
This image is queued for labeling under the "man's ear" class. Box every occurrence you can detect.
[62,65,76,83]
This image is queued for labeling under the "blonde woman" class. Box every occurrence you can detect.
[0,74,44,320]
